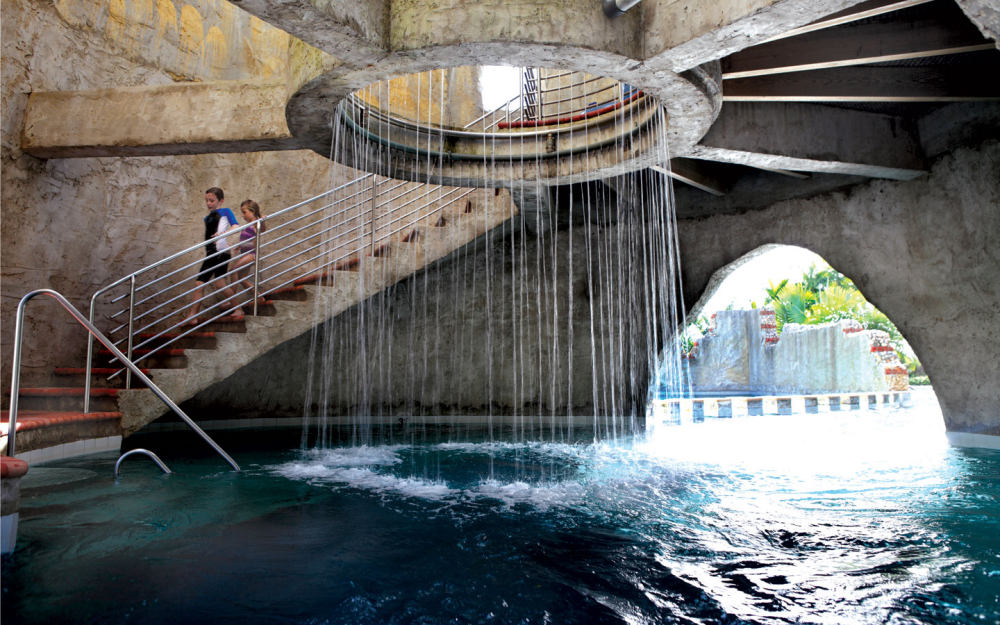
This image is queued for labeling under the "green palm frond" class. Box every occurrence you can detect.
[808,284,865,323]
[772,284,815,330]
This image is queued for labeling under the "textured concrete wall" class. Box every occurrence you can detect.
[0,0,336,385]
[678,139,1000,437]
[687,310,887,395]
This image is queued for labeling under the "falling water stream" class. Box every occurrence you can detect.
[302,67,687,447]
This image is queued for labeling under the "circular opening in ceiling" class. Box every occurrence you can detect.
[333,66,667,187]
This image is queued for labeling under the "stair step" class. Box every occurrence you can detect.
[244,302,277,316]
[96,347,188,369]
[293,270,359,287]
[1,410,122,432]
[19,387,119,397]
[136,331,217,349]
[54,367,151,376]
[1,410,122,454]
[201,315,248,333]
[334,256,360,271]
[263,286,309,301]
[98,348,186,357]
[53,367,152,388]
[15,387,119,412]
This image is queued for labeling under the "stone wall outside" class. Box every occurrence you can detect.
[685,309,891,395]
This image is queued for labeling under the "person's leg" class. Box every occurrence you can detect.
[209,253,242,319]
[186,280,206,325]
[222,253,255,316]
[233,254,255,299]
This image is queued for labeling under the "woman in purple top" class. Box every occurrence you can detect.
[227,200,267,314]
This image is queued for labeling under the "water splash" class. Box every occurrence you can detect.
[302,67,688,447]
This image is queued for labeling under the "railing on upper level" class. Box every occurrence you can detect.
[84,173,484,408]
[367,67,646,134]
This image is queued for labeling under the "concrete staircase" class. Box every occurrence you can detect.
[2,189,516,456]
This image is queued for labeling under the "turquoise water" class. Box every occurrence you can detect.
[3,389,999,624]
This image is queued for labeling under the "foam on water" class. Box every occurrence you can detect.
[472,479,588,511]
[272,440,600,510]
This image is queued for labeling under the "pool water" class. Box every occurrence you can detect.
[3,389,999,624]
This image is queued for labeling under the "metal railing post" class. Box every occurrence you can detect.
[370,176,378,255]
[125,275,137,389]
[84,294,98,413]
[252,223,262,316]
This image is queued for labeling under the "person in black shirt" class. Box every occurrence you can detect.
[185,187,241,325]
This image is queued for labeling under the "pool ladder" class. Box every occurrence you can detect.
[114,448,171,478]
[7,289,240,472]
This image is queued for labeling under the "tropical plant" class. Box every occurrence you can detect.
[692,315,712,335]
[770,283,815,331]
[763,278,789,305]
[800,263,850,294]
[687,259,923,373]
[807,284,865,324]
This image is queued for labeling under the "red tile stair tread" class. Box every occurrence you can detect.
[1,456,29,478]
[96,348,186,356]
[1,410,121,433]
[137,331,215,339]
[18,387,119,397]
[54,367,151,375]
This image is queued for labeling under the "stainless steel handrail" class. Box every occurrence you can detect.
[87,172,485,390]
[371,68,631,134]
[85,174,376,409]
[8,289,240,471]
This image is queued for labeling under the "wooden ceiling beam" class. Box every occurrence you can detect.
[761,0,937,43]
[751,166,811,179]
[722,2,993,78]
[651,161,727,196]
[724,64,1000,102]
[689,102,926,180]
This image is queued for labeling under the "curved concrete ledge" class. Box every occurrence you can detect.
[285,54,722,184]
[946,431,1000,451]
[1,456,28,555]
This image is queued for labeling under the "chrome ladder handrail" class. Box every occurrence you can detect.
[7,289,240,471]
[114,448,171,478]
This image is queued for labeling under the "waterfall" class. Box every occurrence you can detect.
[302,67,688,447]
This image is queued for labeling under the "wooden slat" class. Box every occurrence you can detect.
[724,64,1000,102]
[722,2,993,79]
[651,163,726,196]
[761,0,937,44]
[692,102,926,180]
[751,166,811,179]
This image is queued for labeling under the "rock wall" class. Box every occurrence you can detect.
[678,139,1000,437]
[0,0,335,386]
[686,309,894,395]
